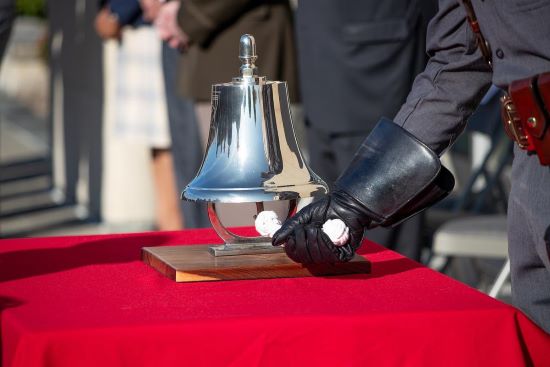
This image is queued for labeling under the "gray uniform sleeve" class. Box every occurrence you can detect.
[393,0,492,155]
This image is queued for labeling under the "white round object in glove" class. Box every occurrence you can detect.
[322,218,350,246]
[254,211,282,238]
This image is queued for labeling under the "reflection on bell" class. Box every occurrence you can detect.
[183,35,326,203]
[182,34,328,256]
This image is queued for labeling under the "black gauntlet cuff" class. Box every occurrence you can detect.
[335,118,455,227]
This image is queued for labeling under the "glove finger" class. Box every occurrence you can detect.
[334,231,362,262]
[292,225,313,264]
[272,199,328,246]
[305,226,324,264]
[348,227,365,251]
[272,218,298,246]
[272,227,290,247]
[319,225,357,262]
[336,244,356,262]
[272,210,310,246]
[318,230,342,263]
[283,236,300,263]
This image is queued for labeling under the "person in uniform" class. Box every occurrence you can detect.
[295,0,437,260]
[273,0,550,333]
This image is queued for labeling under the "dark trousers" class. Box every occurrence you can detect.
[508,147,550,333]
[306,125,424,260]
[161,43,209,228]
[0,0,14,60]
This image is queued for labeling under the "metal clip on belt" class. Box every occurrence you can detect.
[500,94,531,150]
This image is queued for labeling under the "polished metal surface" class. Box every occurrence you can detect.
[207,201,296,244]
[182,34,328,256]
[208,243,284,256]
[239,34,258,77]
[182,36,328,204]
[205,200,296,255]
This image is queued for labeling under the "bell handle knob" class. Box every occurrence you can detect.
[239,34,258,77]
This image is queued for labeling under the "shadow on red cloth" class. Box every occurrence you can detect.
[358,243,387,255]
[0,296,23,363]
[513,313,536,367]
[306,257,423,281]
[367,257,422,277]
[360,241,424,277]
[0,296,22,310]
[300,239,422,280]
[0,234,172,283]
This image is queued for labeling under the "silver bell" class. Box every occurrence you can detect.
[182,34,328,256]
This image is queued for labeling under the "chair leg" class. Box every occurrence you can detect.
[428,254,450,272]
[489,258,510,298]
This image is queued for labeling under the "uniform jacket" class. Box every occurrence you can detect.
[297,0,437,134]
[177,0,298,102]
[394,0,550,155]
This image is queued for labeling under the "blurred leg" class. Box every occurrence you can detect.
[152,148,183,230]
[161,43,209,228]
[194,102,211,148]
[0,0,15,61]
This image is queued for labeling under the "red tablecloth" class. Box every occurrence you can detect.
[1,228,549,367]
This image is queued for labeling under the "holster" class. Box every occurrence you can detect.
[335,118,455,228]
[502,72,550,165]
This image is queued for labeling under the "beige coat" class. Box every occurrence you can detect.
[177,0,299,102]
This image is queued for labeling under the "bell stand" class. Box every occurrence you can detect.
[142,196,370,282]
[207,200,297,256]
[141,34,370,281]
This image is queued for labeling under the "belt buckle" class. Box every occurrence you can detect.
[500,95,530,149]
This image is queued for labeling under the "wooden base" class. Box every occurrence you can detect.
[142,245,370,282]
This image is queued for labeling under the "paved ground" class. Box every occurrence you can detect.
[0,17,107,238]
[0,92,48,163]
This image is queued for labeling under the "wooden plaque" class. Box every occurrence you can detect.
[142,245,370,282]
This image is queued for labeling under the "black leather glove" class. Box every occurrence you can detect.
[272,118,455,265]
[272,190,372,264]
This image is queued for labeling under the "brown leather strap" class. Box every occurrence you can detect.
[461,0,493,68]
[500,94,531,150]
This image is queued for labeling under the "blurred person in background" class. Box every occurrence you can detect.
[95,0,183,230]
[153,0,299,227]
[295,0,437,260]
[140,0,209,228]
[0,0,15,62]
[155,0,298,146]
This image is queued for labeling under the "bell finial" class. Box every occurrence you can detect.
[239,34,258,77]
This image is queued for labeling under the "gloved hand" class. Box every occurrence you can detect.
[271,118,455,265]
[272,190,371,264]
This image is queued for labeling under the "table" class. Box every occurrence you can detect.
[1,228,549,367]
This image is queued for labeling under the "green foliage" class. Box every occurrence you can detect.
[15,0,46,18]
